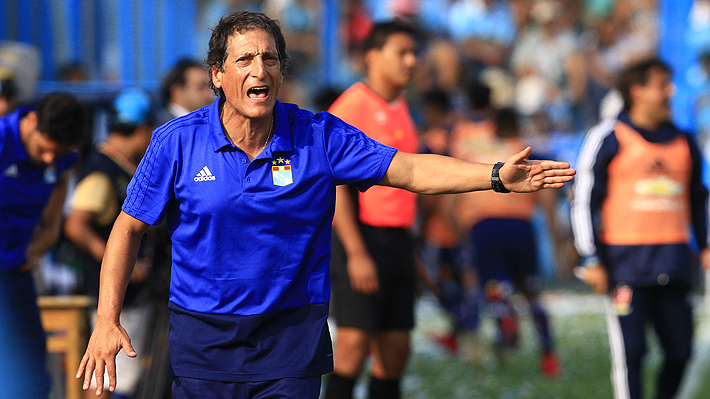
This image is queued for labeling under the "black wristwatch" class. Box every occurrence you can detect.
[491,162,510,193]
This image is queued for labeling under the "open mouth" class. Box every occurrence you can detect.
[247,86,270,100]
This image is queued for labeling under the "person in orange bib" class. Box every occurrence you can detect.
[571,58,710,399]
[325,20,419,399]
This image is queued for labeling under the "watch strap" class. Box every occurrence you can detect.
[491,162,510,193]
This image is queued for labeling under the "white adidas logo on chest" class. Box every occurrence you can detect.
[194,166,216,181]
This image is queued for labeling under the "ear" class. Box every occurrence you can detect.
[26,110,38,125]
[629,84,643,104]
[364,49,376,69]
[211,66,223,89]
[25,111,39,133]
[18,111,39,144]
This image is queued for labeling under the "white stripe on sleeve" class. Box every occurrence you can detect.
[571,119,616,257]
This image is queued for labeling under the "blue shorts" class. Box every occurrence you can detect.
[172,376,321,399]
[469,218,538,290]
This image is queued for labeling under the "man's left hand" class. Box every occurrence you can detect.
[500,147,576,193]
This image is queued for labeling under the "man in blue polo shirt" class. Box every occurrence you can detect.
[77,11,575,399]
[1,92,86,397]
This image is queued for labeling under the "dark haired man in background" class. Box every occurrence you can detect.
[158,58,214,124]
[0,92,87,397]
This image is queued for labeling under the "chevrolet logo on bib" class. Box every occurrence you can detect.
[272,165,293,186]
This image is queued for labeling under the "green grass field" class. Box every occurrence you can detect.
[393,290,710,399]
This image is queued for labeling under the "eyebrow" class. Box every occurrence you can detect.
[234,50,279,60]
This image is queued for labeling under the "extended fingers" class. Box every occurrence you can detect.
[539,160,573,171]
[537,164,576,180]
[106,359,117,392]
[82,356,95,391]
[541,175,575,188]
[76,351,89,379]
[95,360,105,396]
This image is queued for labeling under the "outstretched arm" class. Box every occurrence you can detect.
[379,146,575,194]
[76,211,149,396]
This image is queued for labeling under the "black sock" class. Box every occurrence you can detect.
[368,375,400,399]
[324,372,357,399]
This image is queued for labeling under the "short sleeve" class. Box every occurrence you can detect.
[71,173,115,221]
[122,131,175,225]
[321,113,397,192]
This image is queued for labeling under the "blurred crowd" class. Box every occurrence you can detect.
[241,0,709,164]
[256,0,658,133]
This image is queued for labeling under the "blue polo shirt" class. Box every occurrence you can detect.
[123,99,396,381]
[0,107,77,270]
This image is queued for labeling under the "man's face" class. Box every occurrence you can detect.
[25,130,72,165]
[211,29,282,121]
[634,67,673,124]
[177,66,214,112]
[369,32,417,89]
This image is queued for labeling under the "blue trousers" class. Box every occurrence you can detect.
[0,269,51,398]
[607,284,693,399]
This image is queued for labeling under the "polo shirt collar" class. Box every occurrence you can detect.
[208,99,231,152]
[208,98,293,155]
[269,100,293,154]
[618,111,677,143]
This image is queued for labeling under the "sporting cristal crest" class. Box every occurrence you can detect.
[272,157,293,186]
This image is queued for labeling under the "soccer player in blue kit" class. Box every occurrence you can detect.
[1,93,86,397]
[76,11,575,399]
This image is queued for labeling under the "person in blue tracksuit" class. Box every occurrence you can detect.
[0,93,87,398]
[76,11,575,399]
[571,58,710,399]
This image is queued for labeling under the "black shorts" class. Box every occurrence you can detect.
[330,224,416,332]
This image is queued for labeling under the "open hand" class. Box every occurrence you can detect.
[500,147,576,193]
[76,320,136,396]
